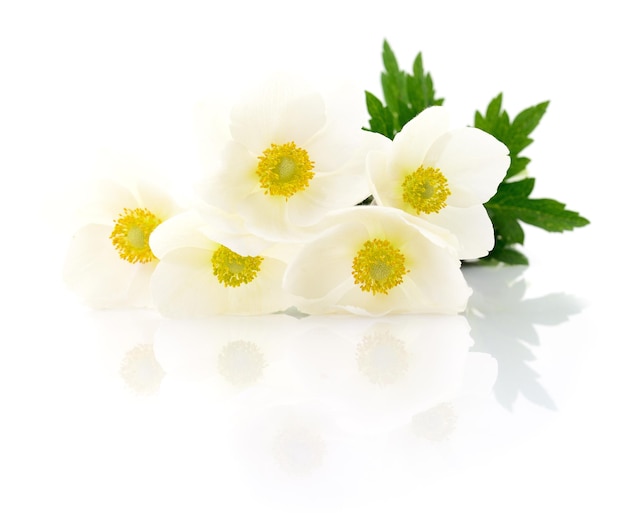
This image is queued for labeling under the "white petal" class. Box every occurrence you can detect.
[390,106,450,174]
[367,146,403,209]
[424,127,510,206]
[284,206,470,315]
[337,230,470,315]
[274,92,326,145]
[230,73,323,152]
[237,191,302,242]
[420,205,495,260]
[134,179,179,220]
[151,247,292,317]
[151,248,216,317]
[201,142,260,206]
[149,210,213,259]
[285,168,369,227]
[284,222,367,299]
[63,224,151,308]
[196,210,276,256]
[75,179,138,226]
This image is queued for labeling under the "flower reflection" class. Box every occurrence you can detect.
[217,340,267,388]
[119,344,165,396]
[411,402,458,442]
[224,315,497,507]
[231,403,369,508]
[285,314,491,436]
[464,265,586,410]
[88,309,164,395]
[79,264,586,508]
[271,421,327,477]
[152,314,301,403]
[356,329,409,385]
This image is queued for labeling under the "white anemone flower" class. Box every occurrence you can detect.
[283,206,472,315]
[367,106,510,259]
[198,73,381,242]
[149,211,294,317]
[62,155,180,308]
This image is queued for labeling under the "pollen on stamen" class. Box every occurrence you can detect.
[211,245,264,287]
[110,207,162,264]
[256,141,315,199]
[401,165,451,214]
[352,238,409,295]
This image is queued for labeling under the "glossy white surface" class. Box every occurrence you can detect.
[1,0,622,526]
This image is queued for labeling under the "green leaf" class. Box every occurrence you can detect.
[474,95,548,179]
[488,246,529,266]
[489,212,526,245]
[490,177,535,201]
[363,43,590,266]
[364,90,394,138]
[474,95,589,264]
[364,40,443,139]
[487,197,590,233]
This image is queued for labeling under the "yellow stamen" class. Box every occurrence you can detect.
[110,207,161,264]
[352,238,408,295]
[256,141,315,199]
[211,245,264,287]
[401,166,451,214]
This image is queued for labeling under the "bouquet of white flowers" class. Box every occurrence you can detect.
[63,41,588,316]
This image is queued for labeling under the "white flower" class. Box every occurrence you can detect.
[283,206,472,315]
[149,211,294,317]
[62,154,180,308]
[367,106,510,259]
[198,73,381,242]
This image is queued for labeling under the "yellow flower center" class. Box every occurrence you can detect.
[256,141,315,199]
[352,238,409,295]
[211,245,264,287]
[110,207,162,264]
[401,166,451,214]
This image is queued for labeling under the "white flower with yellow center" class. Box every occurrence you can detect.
[283,206,472,315]
[367,106,510,259]
[198,73,380,241]
[62,159,180,308]
[149,211,294,317]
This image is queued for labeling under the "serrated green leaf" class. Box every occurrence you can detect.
[382,39,400,76]
[366,42,589,266]
[508,157,531,178]
[489,178,535,202]
[485,93,503,124]
[364,91,394,138]
[507,101,549,156]
[487,197,590,232]
[365,41,443,139]
[475,95,548,180]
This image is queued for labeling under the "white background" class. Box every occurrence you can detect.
[1,1,623,526]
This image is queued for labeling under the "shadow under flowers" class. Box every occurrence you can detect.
[464,264,587,411]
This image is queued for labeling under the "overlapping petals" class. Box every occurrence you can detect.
[367,106,510,259]
[62,154,181,308]
[197,73,383,242]
[149,211,294,317]
[283,206,472,315]
[63,75,511,317]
